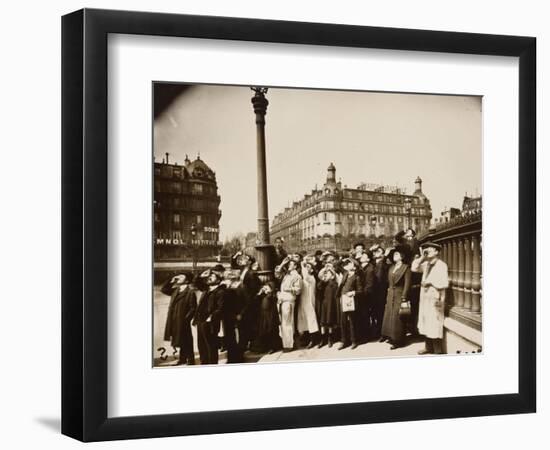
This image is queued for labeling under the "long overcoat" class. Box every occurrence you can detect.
[411,258,449,339]
[163,284,197,347]
[381,263,411,343]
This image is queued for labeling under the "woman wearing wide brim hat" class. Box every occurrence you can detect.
[380,245,412,350]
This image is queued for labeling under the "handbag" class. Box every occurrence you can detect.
[341,294,355,312]
[399,299,412,318]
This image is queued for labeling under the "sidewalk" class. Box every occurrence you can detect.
[154,286,426,367]
[258,338,425,364]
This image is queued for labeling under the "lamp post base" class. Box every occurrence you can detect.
[254,243,276,283]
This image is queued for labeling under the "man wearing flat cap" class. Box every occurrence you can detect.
[411,242,449,354]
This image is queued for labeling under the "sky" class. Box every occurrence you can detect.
[154,84,482,241]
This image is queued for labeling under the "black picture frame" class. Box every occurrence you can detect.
[61,8,536,442]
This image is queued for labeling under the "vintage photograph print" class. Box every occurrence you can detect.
[153,83,482,368]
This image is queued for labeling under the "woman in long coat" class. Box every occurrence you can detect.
[381,247,412,350]
[276,259,302,351]
[316,266,339,348]
[297,260,320,347]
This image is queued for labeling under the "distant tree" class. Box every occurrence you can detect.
[220,233,245,256]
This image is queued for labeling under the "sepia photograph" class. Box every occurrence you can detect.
[152,83,483,368]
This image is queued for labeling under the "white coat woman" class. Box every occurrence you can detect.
[411,242,449,354]
[277,259,302,351]
[297,259,320,347]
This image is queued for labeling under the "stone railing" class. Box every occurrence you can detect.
[418,211,482,332]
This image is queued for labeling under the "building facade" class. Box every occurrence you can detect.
[154,154,222,261]
[271,163,432,253]
[462,195,482,215]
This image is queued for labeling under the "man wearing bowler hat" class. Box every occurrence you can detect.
[337,257,364,350]
[193,269,226,364]
[161,272,197,365]
[411,242,449,354]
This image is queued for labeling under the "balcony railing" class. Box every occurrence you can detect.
[418,210,482,331]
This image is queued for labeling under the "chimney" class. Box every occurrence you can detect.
[165,152,170,165]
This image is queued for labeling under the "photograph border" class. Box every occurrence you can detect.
[61,8,536,441]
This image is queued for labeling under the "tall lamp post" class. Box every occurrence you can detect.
[251,87,275,280]
[404,197,412,229]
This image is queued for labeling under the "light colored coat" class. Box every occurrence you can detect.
[297,272,319,333]
[411,258,449,339]
[277,270,302,349]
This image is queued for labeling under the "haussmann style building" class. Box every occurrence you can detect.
[270,163,432,253]
[154,154,222,262]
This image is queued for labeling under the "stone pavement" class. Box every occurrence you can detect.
[258,338,425,364]
[154,285,428,367]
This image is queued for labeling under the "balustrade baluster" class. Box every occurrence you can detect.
[451,240,459,307]
[444,241,453,307]
[471,234,481,313]
[463,237,472,310]
[456,239,465,308]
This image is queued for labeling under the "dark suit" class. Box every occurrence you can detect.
[337,271,364,346]
[238,268,262,349]
[274,247,288,265]
[222,286,246,363]
[193,284,226,365]
[373,258,390,338]
[161,280,197,364]
[359,262,376,340]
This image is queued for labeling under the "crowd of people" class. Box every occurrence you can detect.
[161,230,449,366]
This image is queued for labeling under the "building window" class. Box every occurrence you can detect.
[154,212,160,223]
[196,215,202,224]
[173,214,180,225]
[192,183,203,194]
[359,214,365,221]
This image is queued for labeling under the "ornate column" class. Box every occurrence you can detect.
[251,87,275,279]
[471,234,482,313]
[444,241,453,307]
[451,240,459,307]
[463,237,472,310]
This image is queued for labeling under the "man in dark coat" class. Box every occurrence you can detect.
[395,228,422,335]
[234,253,262,351]
[193,270,226,365]
[274,237,288,265]
[337,258,364,350]
[161,272,197,365]
[371,244,390,340]
[358,251,376,342]
[221,270,246,363]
